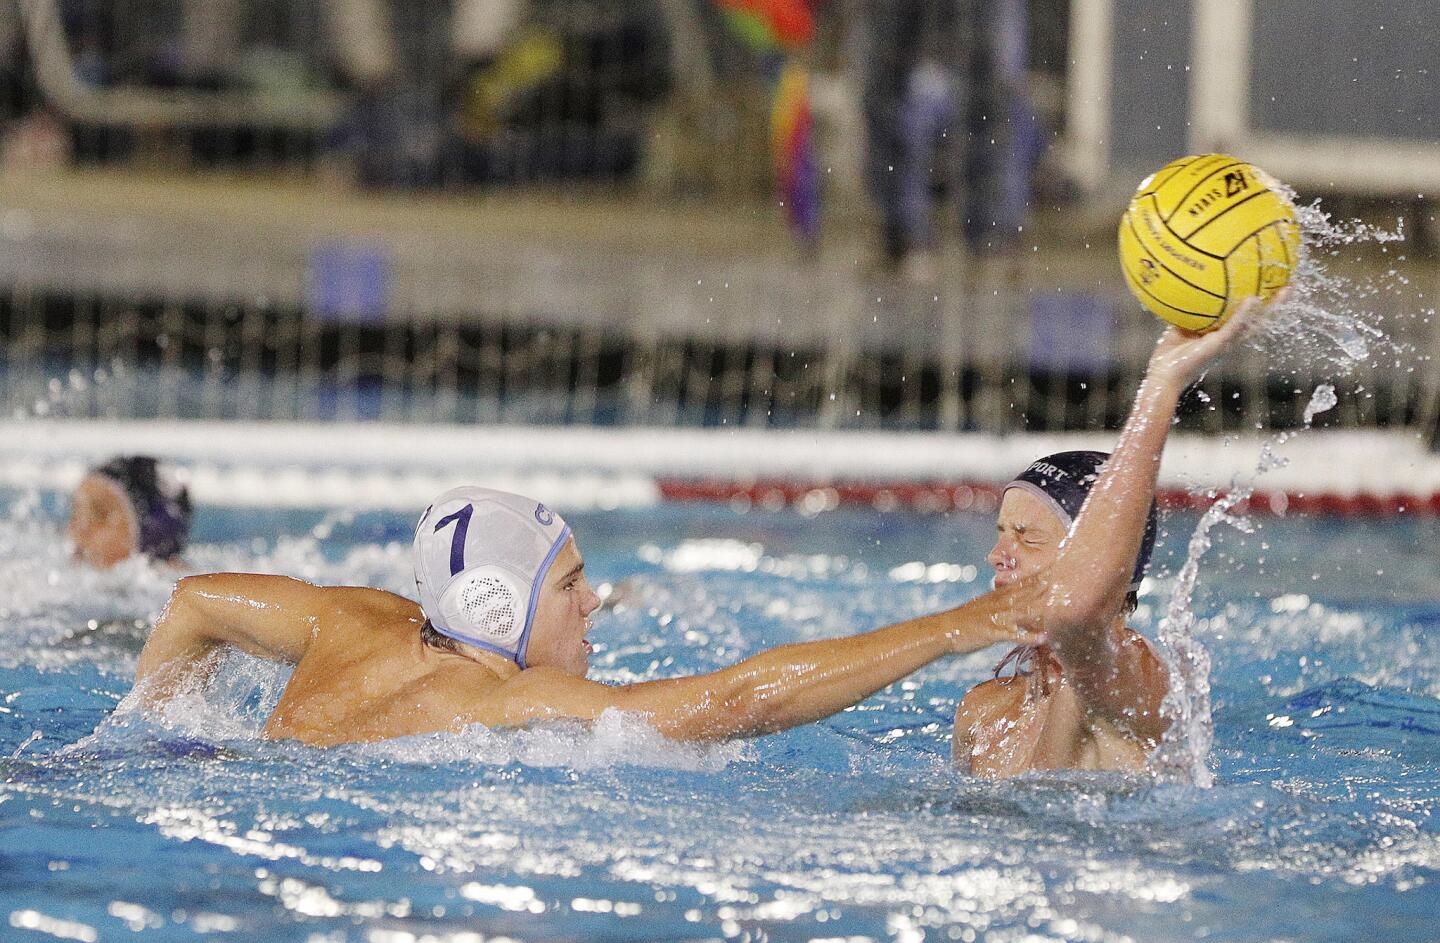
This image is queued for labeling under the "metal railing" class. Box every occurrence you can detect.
[0,1,1436,443]
[17,0,344,130]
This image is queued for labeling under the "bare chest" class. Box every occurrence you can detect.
[961,678,1148,778]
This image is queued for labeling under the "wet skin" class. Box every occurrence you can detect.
[950,293,1285,777]
[953,489,1166,777]
[134,536,1035,747]
[67,474,138,569]
[259,539,603,746]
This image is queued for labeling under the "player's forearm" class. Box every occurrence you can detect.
[1046,369,1183,641]
[134,585,221,703]
[642,595,1012,740]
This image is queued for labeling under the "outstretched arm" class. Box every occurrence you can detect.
[1040,294,1280,735]
[475,578,1042,741]
[134,573,331,704]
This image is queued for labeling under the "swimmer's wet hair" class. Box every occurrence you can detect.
[420,619,460,654]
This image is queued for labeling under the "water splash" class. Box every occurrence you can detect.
[91,649,749,773]
[13,361,125,421]
[1302,383,1337,425]
[1152,381,1338,782]
[1150,490,1249,786]
[1152,194,1423,786]
[1253,196,1415,376]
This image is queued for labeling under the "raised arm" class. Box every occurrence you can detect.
[476,578,1042,741]
[134,573,331,705]
[1040,294,1280,728]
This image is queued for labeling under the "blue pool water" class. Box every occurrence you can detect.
[2,497,1439,942]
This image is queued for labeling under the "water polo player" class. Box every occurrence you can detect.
[952,450,1166,776]
[952,292,1285,777]
[129,488,1040,746]
[67,456,193,569]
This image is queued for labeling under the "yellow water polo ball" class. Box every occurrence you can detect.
[1118,154,1301,332]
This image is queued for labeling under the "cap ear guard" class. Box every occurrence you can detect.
[412,486,572,669]
[436,567,526,651]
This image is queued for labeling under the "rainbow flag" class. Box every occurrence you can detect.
[717,0,820,247]
[771,60,819,246]
[716,0,814,51]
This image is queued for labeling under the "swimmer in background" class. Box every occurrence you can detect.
[67,456,193,569]
[953,292,1286,777]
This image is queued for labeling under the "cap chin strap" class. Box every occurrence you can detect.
[429,524,571,669]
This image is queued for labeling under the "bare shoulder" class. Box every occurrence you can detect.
[462,666,613,729]
[311,586,423,644]
[1119,625,1158,651]
[953,676,1026,768]
[178,572,407,609]
[955,676,1026,728]
[1117,626,1168,676]
[325,585,420,618]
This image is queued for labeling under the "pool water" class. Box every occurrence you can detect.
[2,497,1439,942]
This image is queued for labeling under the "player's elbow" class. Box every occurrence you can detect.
[730,689,787,737]
[676,686,777,740]
[725,651,827,737]
[151,577,209,640]
[134,578,218,695]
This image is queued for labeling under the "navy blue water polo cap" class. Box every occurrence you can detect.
[94,456,193,561]
[1003,450,1157,591]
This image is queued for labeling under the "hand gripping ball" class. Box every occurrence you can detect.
[1118,154,1301,332]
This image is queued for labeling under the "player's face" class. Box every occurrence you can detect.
[988,489,1068,588]
[66,475,139,569]
[526,537,602,676]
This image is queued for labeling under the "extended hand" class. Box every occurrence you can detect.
[951,574,1048,654]
[1147,289,1290,388]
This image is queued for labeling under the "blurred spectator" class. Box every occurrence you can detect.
[0,1,68,169]
[450,0,673,184]
[67,456,192,569]
[861,0,1033,279]
[327,0,672,188]
[6,0,671,185]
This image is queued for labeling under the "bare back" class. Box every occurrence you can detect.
[130,574,519,747]
[261,588,512,746]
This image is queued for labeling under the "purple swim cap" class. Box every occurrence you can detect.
[93,456,192,561]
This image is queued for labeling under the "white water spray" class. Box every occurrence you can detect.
[1151,383,1340,784]
[1148,194,1421,785]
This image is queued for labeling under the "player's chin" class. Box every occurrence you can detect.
[567,641,593,677]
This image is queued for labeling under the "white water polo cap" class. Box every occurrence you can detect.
[413,487,571,668]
